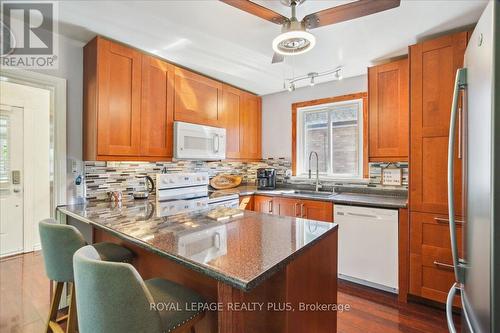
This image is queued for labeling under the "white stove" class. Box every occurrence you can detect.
[156,173,239,216]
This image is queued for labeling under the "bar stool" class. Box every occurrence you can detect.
[73,245,206,333]
[39,219,134,333]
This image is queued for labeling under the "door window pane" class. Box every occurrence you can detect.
[0,114,9,183]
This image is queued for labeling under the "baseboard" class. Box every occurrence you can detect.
[32,243,41,251]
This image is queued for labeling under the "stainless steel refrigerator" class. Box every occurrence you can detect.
[446,1,499,332]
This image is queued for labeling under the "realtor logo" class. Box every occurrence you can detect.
[1,1,58,68]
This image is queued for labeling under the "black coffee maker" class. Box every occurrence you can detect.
[257,168,276,190]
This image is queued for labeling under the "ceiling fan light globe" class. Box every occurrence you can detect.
[272,30,316,56]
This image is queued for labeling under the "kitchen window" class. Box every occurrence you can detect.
[296,98,364,179]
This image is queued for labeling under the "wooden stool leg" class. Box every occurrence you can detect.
[66,282,77,333]
[46,281,64,333]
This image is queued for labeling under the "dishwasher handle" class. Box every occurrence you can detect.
[344,212,381,219]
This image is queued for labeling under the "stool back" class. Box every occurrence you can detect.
[39,219,86,282]
[73,245,163,333]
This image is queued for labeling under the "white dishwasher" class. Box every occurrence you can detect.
[334,204,398,293]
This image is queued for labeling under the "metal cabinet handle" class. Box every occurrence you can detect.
[294,202,299,216]
[434,217,464,225]
[433,261,454,270]
[300,203,305,218]
[268,200,273,214]
[447,68,467,283]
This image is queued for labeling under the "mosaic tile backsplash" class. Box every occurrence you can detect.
[84,159,407,201]
[84,158,292,201]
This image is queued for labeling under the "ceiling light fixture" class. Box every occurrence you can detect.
[284,66,343,92]
[272,1,316,56]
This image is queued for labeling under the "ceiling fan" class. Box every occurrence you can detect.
[220,0,401,63]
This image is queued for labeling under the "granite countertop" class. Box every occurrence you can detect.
[216,185,408,209]
[58,200,337,291]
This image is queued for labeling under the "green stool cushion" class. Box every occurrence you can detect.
[145,278,205,333]
[93,242,134,263]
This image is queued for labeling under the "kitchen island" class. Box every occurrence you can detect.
[58,199,338,333]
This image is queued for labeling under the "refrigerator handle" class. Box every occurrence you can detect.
[446,282,475,333]
[448,68,467,284]
[446,283,459,333]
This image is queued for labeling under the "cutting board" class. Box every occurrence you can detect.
[210,174,242,190]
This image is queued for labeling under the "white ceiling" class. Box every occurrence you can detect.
[57,0,488,95]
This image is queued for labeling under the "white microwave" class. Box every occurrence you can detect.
[174,121,226,160]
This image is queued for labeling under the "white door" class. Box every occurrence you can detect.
[0,104,24,257]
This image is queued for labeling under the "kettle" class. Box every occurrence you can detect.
[133,175,155,199]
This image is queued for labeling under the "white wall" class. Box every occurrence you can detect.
[34,33,84,161]
[261,75,367,159]
[32,33,84,203]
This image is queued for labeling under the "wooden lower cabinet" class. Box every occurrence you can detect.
[409,211,463,305]
[301,200,334,222]
[277,197,300,217]
[239,195,254,210]
[253,195,334,223]
[254,196,278,215]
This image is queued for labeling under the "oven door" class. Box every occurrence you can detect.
[174,121,226,160]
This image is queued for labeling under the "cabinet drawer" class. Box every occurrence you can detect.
[410,211,463,258]
[410,253,460,306]
[409,211,463,305]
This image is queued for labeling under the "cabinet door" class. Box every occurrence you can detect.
[222,85,241,158]
[239,93,262,160]
[409,31,467,216]
[277,197,300,217]
[300,200,334,222]
[253,196,277,215]
[368,58,409,160]
[97,39,142,157]
[174,67,222,127]
[409,212,463,305]
[141,55,174,159]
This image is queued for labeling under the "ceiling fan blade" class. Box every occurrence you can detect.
[272,52,285,64]
[303,0,400,29]
[219,0,289,25]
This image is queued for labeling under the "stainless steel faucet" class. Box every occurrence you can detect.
[308,151,321,192]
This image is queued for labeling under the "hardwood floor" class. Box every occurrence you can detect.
[0,252,50,333]
[0,252,460,333]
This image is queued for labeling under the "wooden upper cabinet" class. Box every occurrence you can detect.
[368,58,409,160]
[409,31,467,216]
[141,55,174,159]
[239,93,262,160]
[84,37,143,159]
[174,67,222,127]
[221,85,241,159]
[83,36,261,162]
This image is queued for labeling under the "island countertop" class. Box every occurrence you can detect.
[57,199,338,292]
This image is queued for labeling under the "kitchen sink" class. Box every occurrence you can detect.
[262,189,334,197]
[287,190,334,197]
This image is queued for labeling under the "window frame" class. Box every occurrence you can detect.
[295,98,364,179]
